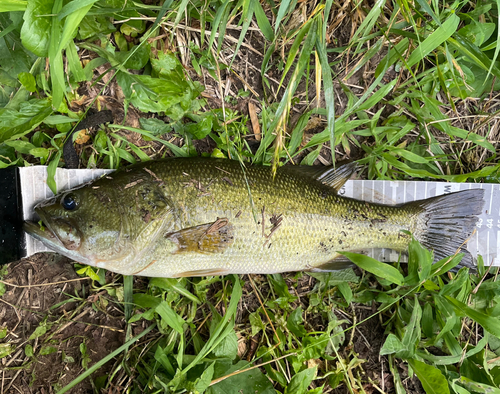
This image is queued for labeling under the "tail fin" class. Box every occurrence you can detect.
[413,189,485,269]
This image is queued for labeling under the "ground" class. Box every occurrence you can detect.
[1,255,427,393]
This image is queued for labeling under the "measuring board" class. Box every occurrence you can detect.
[18,167,500,266]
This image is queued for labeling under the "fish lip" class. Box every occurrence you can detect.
[23,220,62,247]
[34,208,65,246]
[24,213,93,266]
[31,208,82,251]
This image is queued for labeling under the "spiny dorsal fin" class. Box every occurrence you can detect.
[165,218,234,254]
[281,162,357,192]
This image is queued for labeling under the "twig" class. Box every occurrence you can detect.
[0,277,90,289]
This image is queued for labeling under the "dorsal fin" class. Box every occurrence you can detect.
[281,162,357,192]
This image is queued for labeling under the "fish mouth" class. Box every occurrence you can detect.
[23,220,63,247]
[23,210,91,265]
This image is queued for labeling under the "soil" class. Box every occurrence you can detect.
[0,254,125,393]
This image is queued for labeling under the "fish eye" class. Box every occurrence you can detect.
[61,193,79,211]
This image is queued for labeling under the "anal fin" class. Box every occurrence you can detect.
[310,255,355,272]
[173,268,230,277]
[165,218,234,254]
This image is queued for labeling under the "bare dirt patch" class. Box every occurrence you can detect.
[0,254,125,393]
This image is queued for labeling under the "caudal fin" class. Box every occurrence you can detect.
[413,189,485,269]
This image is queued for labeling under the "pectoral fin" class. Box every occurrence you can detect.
[165,218,234,254]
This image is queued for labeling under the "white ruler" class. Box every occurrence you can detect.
[19,167,498,266]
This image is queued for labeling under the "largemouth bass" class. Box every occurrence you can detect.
[24,158,484,277]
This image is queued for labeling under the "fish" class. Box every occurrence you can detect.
[23,157,485,277]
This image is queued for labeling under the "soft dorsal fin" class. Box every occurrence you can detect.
[165,218,234,254]
[281,162,357,192]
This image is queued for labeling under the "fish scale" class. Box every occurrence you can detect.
[24,158,485,277]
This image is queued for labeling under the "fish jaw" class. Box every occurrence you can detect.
[23,221,94,266]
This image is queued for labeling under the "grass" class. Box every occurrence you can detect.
[1,0,500,392]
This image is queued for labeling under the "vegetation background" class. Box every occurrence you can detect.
[1,0,500,393]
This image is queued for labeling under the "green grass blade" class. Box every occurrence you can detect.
[350,0,384,52]
[0,0,27,12]
[57,0,99,20]
[274,0,292,33]
[255,20,317,165]
[108,125,189,157]
[254,0,274,41]
[207,0,231,53]
[449,34,500,79]
[485,0,500,80]
[414,0,440,24]
[182,275,242,374]
[339,252,404,286]
[155,301,186,334]
[66,41,86,82]
[406,13,459,68]
[278,21,311,92]
[230,0,254,67]
[46,150,62,194]
[173,0,191,27]
[316,35,335,162]
[445,296,500,338]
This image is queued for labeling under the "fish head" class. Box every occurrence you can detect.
[24,172,175,271]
